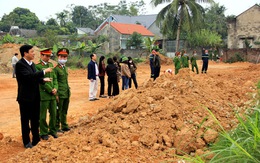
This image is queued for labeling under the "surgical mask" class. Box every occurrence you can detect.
[129,60,132,63]
[58,59,67,65]
[194,53,197,56]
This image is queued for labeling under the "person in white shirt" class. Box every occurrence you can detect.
[11,53,19,78]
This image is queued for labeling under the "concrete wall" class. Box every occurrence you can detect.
[222,48,260,63]
[228,5,260,49]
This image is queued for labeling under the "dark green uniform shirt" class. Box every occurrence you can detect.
[35,60,58,101]
[53,64,70,99]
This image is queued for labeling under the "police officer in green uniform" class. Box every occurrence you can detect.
[191,50,199,74]
[35,48,58,140]
[173,51,182,75]
[181,50,189,68]
[54,48,70,132]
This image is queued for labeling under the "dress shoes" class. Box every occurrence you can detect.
[94,98,99,100]
[57,129,64,133]
[62,128,70,132]
[99,95,107,98]
[50,133,58,138]
[89,99,95,101]
[24,142,33,149]
[41,135,49,140]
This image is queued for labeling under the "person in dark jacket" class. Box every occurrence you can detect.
[15,44,52,148]
[128,57,138,89]
[201,49,209,74]
[87,54,99,101]
[149,50,156,79]
[153,50,161,80]
[105,58,119,98]
[98,56,106,98]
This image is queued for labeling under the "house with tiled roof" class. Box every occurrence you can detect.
[95,14,162,38]
[96,22,154,53]
[228,4,260,49]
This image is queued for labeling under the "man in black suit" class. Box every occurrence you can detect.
[15,45,52,148]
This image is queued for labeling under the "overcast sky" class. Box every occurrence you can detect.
[0,0,259,21]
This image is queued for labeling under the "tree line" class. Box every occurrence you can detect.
[0,0,236,51]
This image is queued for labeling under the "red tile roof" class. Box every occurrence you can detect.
[110,22,154,36]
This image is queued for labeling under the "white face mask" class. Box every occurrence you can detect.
[194,53,197,56]
[58,59,67,65]
[129,60,132,63]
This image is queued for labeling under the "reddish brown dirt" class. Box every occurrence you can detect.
[0,44,260,162]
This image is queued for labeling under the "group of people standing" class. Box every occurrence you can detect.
[87,54,138,101]
[173,49,209,75]
[15,45,71,148]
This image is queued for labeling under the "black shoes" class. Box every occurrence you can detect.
[50,133,58,138]
[41,135,49,140]
[89,98,99,101]
[24,142,33,149]
[57,129,64,133]
[62,128,70,132]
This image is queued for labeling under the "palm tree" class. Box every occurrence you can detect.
[151,0,213,51]
[56,11,67,27]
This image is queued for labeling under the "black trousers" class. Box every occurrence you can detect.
[129,73,138,89]
[202,60,208,73]
[99,76,105,96]
[154,67,161,80]
[18,100,40,146]
[108,76,119,96]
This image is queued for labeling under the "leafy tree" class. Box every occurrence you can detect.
[92,35,109,44]
[46,18,58,26]
[39,29,59,48]
[152,0,213,51]
[204,3,227,39]
[71,6,97,29]
[186,29,222,47]
[88,0,146,21]
[0,7,40,31]
[126,32,143,49]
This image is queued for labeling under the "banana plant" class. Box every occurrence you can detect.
[72,41,87,57]
[85,40,102,54]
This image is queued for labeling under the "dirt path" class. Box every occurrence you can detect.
[0,61,259,162]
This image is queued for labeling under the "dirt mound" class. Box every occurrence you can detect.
[0,43,42,73]
[145,53,173,65]
[7,67,256,162]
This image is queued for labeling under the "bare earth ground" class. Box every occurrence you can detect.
[0,44,260,162]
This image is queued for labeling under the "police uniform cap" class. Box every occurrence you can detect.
[40,48,52,55]
[57,48,69,56]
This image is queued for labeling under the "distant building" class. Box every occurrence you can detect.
[96,22,154,53]
[227,4,260,49]
[95,14,162,38]
[76,27,94,36]
[9,26,37,38]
